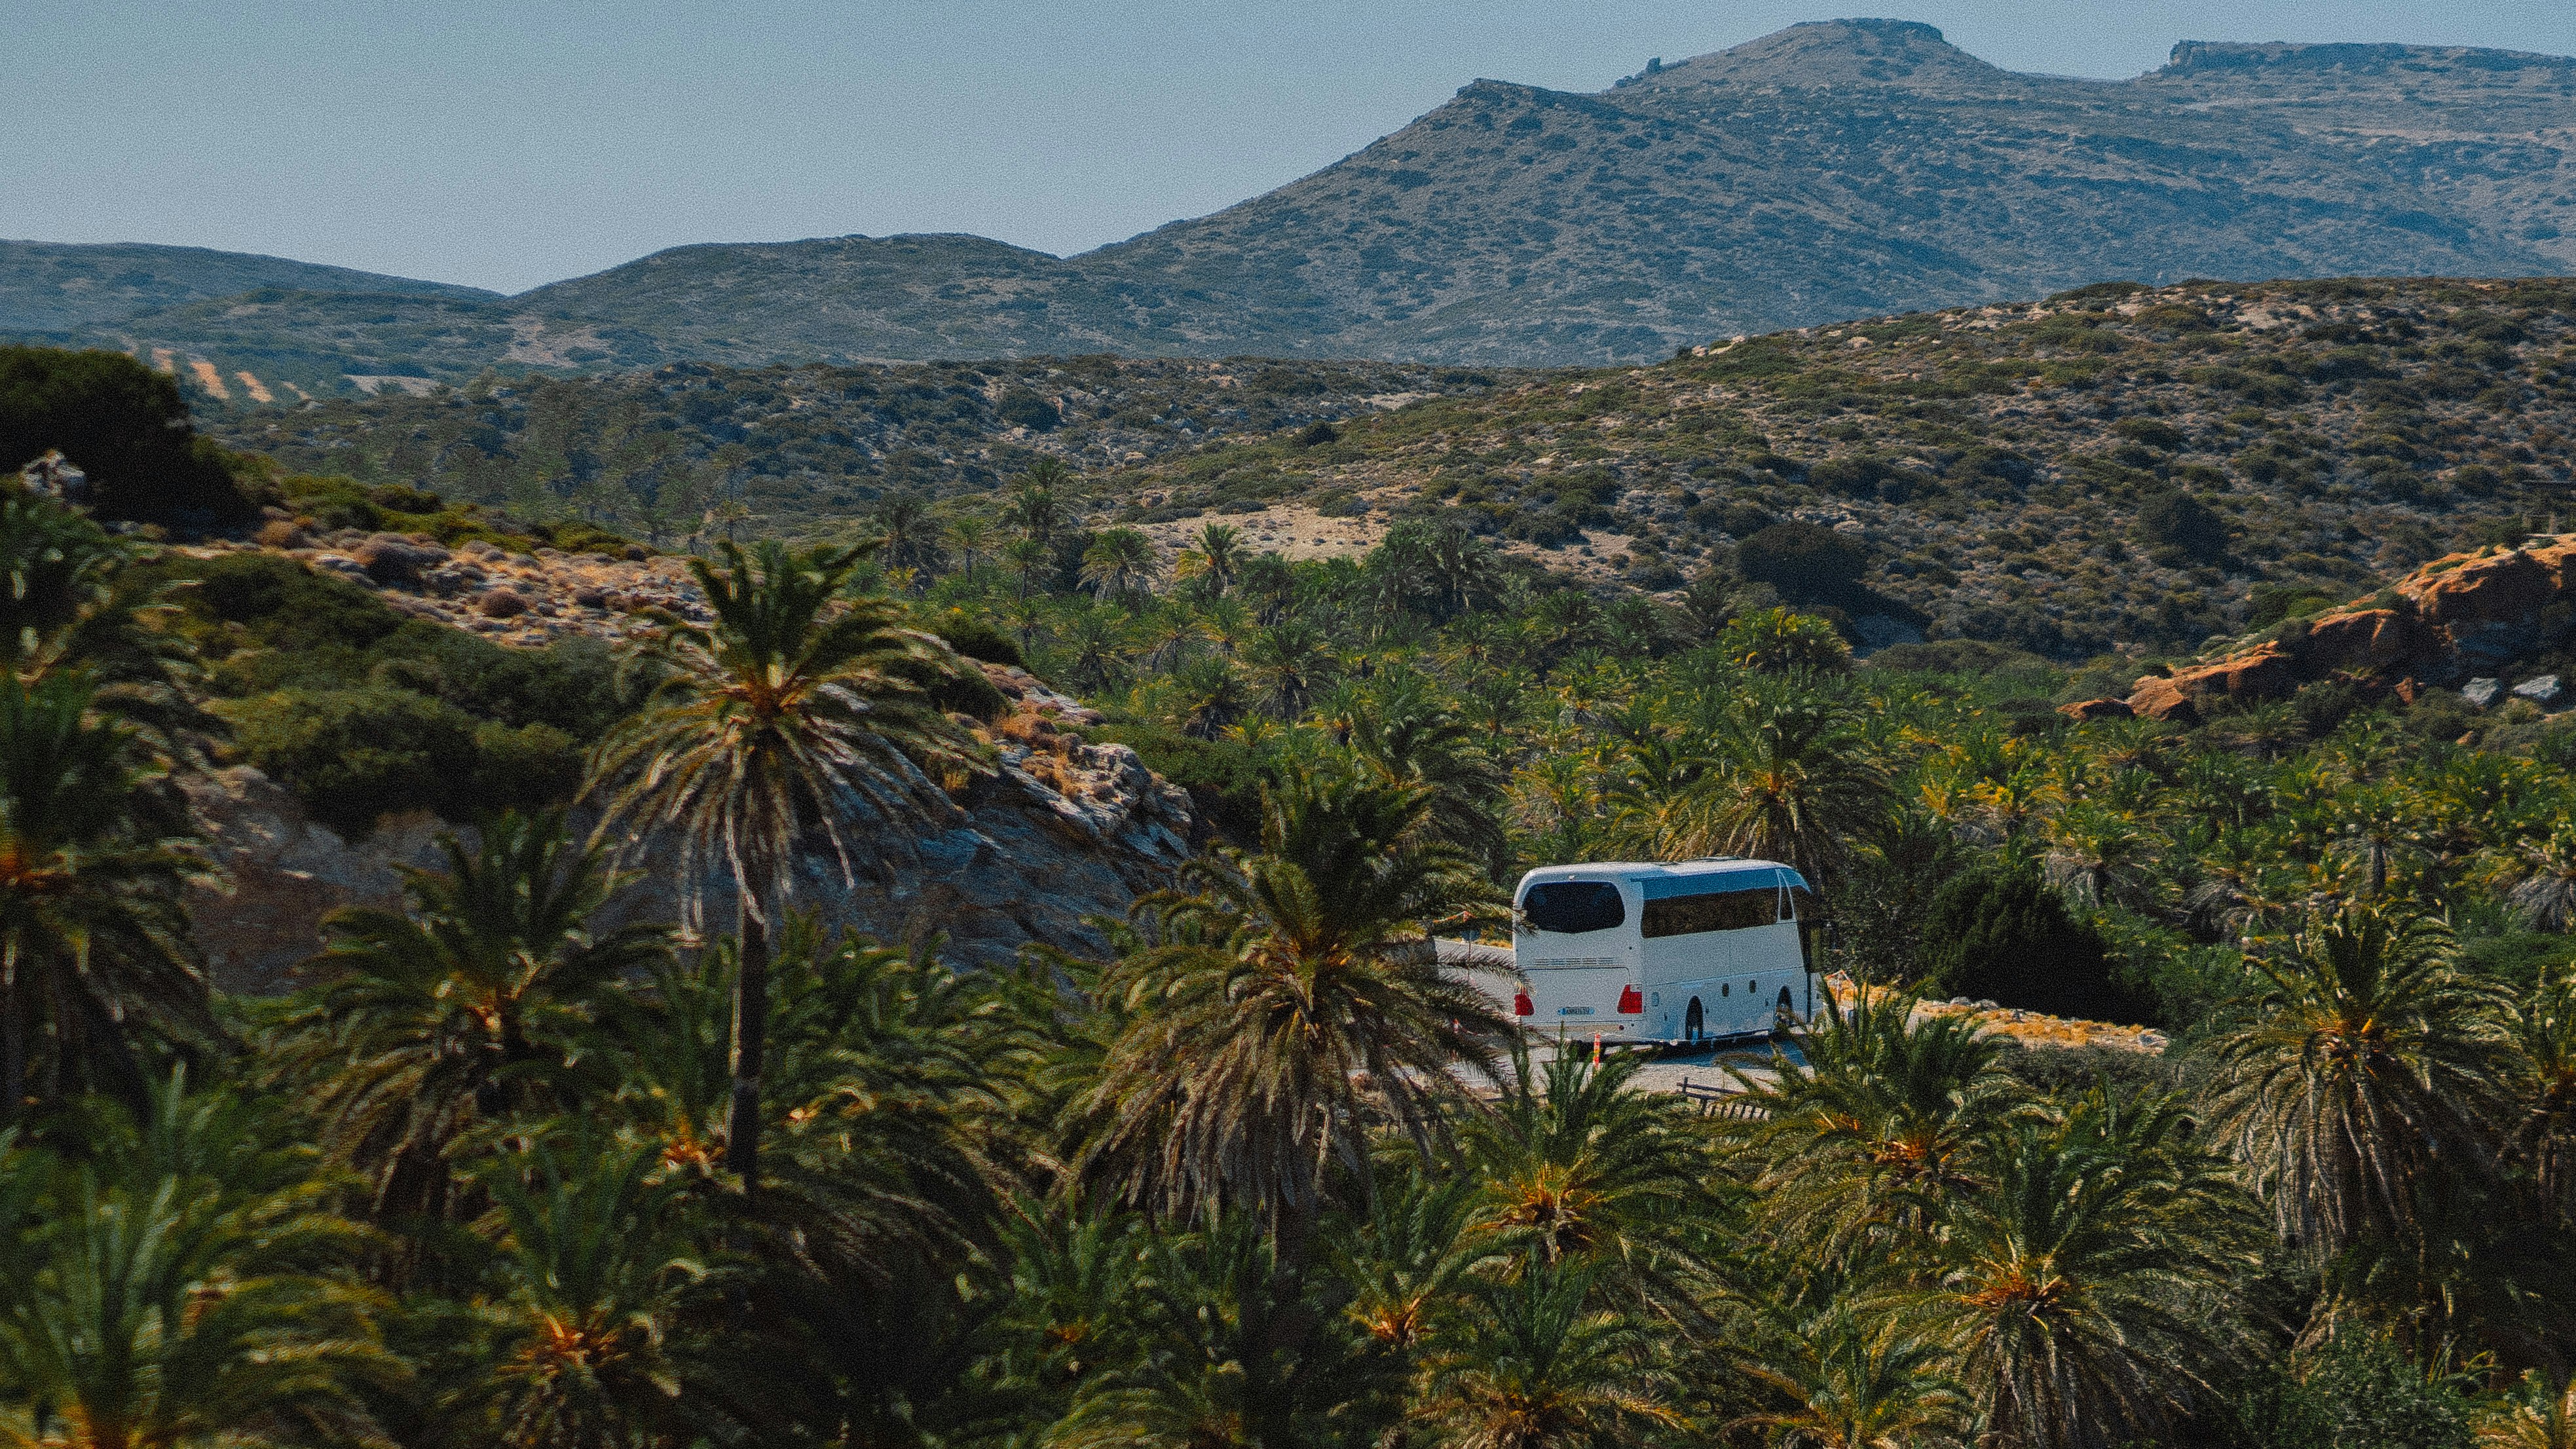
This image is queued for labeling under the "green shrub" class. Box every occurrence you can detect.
[0,345,255,523]
[926,612,1027,669]
[469,720,586,808]
[223,686,483,838]
[2133,491,2230,564]
[1918,863,2130,1020]
[1736,521,1866,605]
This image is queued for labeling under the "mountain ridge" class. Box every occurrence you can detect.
[12,20,2576,389]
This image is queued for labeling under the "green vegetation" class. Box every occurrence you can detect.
[10,354,2576,1449]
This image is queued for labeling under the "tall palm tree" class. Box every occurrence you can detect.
[587,538,983,1184]
[1333,1166,1488,1354]
[1072,773,1513,1228]
[0,672,212,1121]
[1176,522,1244,597]
[2207,901,2511,1256]
[1666,686,1890,891]
[1003,535,1051,601]
[1347,666,1510,875]
[946,512,991,583]
[1000,468,1068,549]
[265,810,667,1226]
[1900,1094,2258,1449]
[0,1074,400,1449]
[1409,1265,1682,1449]
[1241,620,1332,720]
[871,491,946,582]
[1079,528,1158,601]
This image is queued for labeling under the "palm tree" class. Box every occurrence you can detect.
[1347,666,1510,875]
[1059,605,1132,694]
[1079,527,1158,601]
[1072,773,1513,1228]
[588,539,984,1184]
[0,1074,400,1449]
[1664,686,1890,890]
[2497,822,2576,932]
[872,491,946,582]
[2482,1371,2576,1449]
[1901,1094,2257,1449]
[946,512,991,582]
[1176,522,1244,597]
[0,672,213,1121]
[477,1136,715,1449]
[1463,1048,1713,1315]
[1241,620,1332,720]
[707,498,755,546]
[1333,1167,1487,1354]
[1003,535,1051,601]
[1409,1265,1682,1449]
[2207,901,2511,1256]
[1732,1308,1971,1449]
[265,810,667,1226]
[2506,965,2576,1225]
[2040,800,2161,912]
[1740,992,2026,1268]
[1001,466,1069,549]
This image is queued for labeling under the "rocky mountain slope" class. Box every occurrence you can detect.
[14,21,2576,386]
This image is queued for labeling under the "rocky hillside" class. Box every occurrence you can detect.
[174,529,1197,987]
[15,22,2576,385]
[1090,275,2576,660]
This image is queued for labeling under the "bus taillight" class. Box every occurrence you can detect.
[1616,985,1643,1015]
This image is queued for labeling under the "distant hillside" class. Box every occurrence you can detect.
[12,20,2576,390]
[198,353,1521,540]
[1088,275,2576,660]
[0,240,495,333]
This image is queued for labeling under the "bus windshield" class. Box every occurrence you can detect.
[1522,881,1625,934]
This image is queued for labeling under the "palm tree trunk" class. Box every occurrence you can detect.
[0,976,22,1123]
[724,902,771,1186]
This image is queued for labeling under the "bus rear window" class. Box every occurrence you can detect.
[1642,888,1780,938]
[1522,882,1625,934]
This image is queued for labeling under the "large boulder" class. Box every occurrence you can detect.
[2296,607,2427,672]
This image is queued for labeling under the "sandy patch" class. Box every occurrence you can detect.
[234,371,276,404]
[346,375,439,398]
[149,348,176,373]
[1131,502,1387,563]
[187,360,231,401]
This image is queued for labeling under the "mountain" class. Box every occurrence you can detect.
[14,20,2576,390]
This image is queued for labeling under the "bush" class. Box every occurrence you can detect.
[1736,521,1866,605]
[2134,491,2230,564]
[223,686,484,838]
[1918,863,2129,1019]
[926,612,1026,669]
[996,390,1060,431]
[2234,1335,2473,1449]
[0,345,254,524]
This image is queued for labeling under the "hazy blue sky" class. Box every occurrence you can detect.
[12,1,2574,294]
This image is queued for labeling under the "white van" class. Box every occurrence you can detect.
[1511,858,1818,1045]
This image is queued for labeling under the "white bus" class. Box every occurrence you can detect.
[1511,858,1819,1046]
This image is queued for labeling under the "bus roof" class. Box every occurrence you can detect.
[1516,859,1810,896]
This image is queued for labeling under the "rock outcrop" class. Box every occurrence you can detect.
[181,542,1199,990]
[2126,536,2576,720]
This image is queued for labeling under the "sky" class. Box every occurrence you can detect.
[11,1,2576,295]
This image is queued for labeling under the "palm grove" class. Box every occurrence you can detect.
[2,345,2575,1449]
